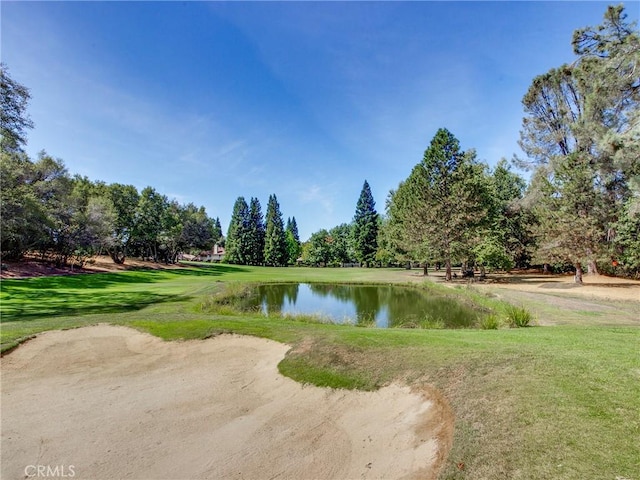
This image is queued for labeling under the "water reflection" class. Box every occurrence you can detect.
[255,283,480,328]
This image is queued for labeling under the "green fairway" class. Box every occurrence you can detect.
[1,264,638,479]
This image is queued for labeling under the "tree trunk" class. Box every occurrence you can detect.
[109,248,126,265]
[423,263,428,276]
[445,259,452,281]
[587,259,599,275]
[405,261,411,270]
[574,262,583,284]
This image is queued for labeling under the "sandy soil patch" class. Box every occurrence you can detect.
[401,269,640,303]
[1,325,440,480]
[477,272,640,303]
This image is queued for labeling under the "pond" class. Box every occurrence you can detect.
[253,283,483,328]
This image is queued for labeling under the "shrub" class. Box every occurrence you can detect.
[480,314,501,330]
[505,305,533,327]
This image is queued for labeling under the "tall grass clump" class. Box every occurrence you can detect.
[505,304,533,327]
[199,283,260,314]
[480,313,501,330]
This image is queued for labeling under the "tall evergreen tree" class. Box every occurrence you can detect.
[225,197,249,264]
[386,129,491,280]
[247,197,265,265]
[264,194,288,266]
[352,180,379,267]
[212,217,224,247]
[531,154,604,283]
[519,5,639,277]
[285,216,302,264]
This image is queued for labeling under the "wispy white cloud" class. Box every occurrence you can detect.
[297,184,335,215]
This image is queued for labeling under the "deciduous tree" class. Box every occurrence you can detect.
[1,63,34,153]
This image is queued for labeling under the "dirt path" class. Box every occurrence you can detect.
[1,325,440,480]
[404,270,640,326]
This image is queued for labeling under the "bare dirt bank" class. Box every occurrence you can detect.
[1,325,441,480]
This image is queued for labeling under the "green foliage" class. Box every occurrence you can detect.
[199,282,259,314]
[285,217,302,264]
[505,304,533,327]
[473,237,514,272]
[212,217,224,246]
[1,63,34,153]
[352,180,379,267]
[106,183,139,263]
[480,314,501,330]
[487,159,534,269]
[263,194,288,267]
[180,203,216,252]
[532,154,603,277]
[225,197,250,265]
[1,151,47,259]
[329,223,354,265]
[133,186,169,261]
[246,197,265,265]
[303,224,356,266]
[0,66,218,265]
[387,129,492,280]
[614,198,640,276]
[520,5,639,277]
[304,229,332,266]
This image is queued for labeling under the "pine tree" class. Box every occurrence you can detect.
[212,217,224,247]
[264,194,288,266]
[225,197,249,264]
[247,197,265,265]
[285,216,301,264]
[532,154,605,283]
[352,180,379,267]
[386,129,491,280]
[519,5,639,277]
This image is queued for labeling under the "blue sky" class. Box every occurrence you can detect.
[3,1,634,241]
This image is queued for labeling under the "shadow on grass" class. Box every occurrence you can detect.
[0,264,251,322]
[0,263,248,291]
[1,291,188,322]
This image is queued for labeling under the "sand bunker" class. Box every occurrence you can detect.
[1,325,440,479]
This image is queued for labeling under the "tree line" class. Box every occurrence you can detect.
[1,64,223,266]
[2,5,637,279]
[307,6,639,281]
[224,194,301,267]
[302,180,380,267]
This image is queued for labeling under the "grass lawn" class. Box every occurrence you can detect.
[1,263,639,479]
